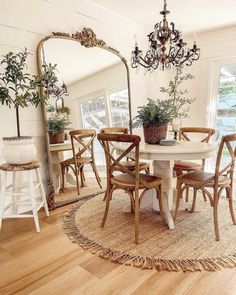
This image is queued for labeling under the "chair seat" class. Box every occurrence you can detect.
[180,171,231,187]
[111,173,161,189]
[61,156,92,166]
[174,161,202,172]
[116,161,149,171]
[0,161,40,171]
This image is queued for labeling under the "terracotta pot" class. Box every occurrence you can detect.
[49,132,65,144]
[143,122,168,144]
[2,136,36,164]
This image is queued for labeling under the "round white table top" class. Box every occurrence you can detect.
[115,141,216,161]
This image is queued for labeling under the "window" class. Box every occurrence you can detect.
[208,62,236,172]
[216,64,236,138]
[80,96,106,165]
[216,64,236,166]
[80,96,106,130]
[78,85,129,166]
[108,88,129,128]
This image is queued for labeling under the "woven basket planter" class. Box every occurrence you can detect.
[49,132,65,144]
[143,122,168,144]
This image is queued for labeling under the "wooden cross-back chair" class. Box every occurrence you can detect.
[60,129,102,195]
[179,127,216,143]
[174,127,216,201]
[174,133,236,241]
[97,133,164,244]
[100,127,150,174]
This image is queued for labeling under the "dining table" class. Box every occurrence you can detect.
[115,140,216,230]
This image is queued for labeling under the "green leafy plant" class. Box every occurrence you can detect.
[133,98,175,128]
[160,66,195,119]
[47,113,71,135]
[0,49,57,137]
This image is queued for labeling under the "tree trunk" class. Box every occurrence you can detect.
[16,106,20,137]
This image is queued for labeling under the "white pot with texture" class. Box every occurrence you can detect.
[2,136,37,164]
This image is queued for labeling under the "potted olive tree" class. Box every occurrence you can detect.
[0,49,56,164]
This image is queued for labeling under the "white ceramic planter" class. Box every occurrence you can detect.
[2,137,37,164]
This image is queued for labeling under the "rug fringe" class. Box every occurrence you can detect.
[63,201,236,272]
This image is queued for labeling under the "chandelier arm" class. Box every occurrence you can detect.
[133,56,153,69]
[191,50,200,61]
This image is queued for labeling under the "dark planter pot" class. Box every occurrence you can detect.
[49,132,65,144]
[143,122,168,144]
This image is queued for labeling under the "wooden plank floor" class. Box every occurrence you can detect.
[1,204,236,295]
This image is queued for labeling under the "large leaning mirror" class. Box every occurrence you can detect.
[37,28,132,209]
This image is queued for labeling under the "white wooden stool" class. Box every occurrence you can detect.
[0,161,49,232]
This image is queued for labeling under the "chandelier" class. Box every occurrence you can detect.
[131,0,200,71]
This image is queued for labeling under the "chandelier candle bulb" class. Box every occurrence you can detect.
[193,32,197,45]
[134,35,138,47]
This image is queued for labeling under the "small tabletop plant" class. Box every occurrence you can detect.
[47,113,71,135]
[133,98,174,128]
[0,48,57,137]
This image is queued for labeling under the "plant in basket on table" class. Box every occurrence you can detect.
[133,98,174,144]
[47,113,71,144]
[133,66,195,144]
[0,48,57,164]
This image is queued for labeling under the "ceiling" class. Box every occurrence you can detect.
[43,39,122,85]
[90,0,236,34]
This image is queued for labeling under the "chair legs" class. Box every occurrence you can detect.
[213,187,236,241]
[79,165,85,187]
[185,187,189,202]
[102,184,165,244]
[28,171,40,233]
[174,182,182,221]
[226,187,236,225]
[36,168,49,217]
[130,191,134,213]
[91,163,102,189]
[60,165,66,192]
[202,191,207,202]
[101,186,140,244]
[134,190,140,244]
[0,171,6,231]
[74,165,80,196]
[213,200,220,241]
[191,188,197,213]
[155,185,165,224]
[101,186,113,228]
[175,182,235,241]
[145,167,150,175]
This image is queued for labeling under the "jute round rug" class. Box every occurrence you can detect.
[63,190,236,272]
[55,178,106,201]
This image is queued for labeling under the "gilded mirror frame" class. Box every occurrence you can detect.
[36,28,132,210]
